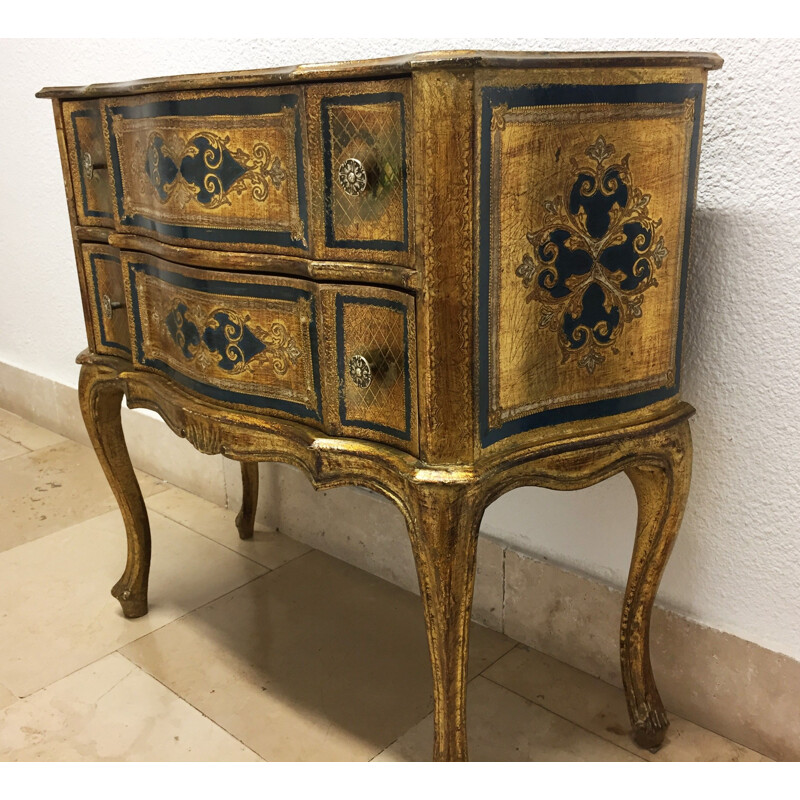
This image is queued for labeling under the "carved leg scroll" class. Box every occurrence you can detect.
[78,362,151,619]
[404,482,481,761]
[621,420,692,749]
[235,462,259,540]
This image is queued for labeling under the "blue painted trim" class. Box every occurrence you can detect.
[335,294,411,441]
[106,94,308,249]
[70,109,113,220]
[88,253,130,354]
[479,83,704,447]
[127,260,322,421]
[321,92,408,252]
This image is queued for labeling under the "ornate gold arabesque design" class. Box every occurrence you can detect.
[162,301,301,377]
[516,136,668,374]
[142,130,287,210]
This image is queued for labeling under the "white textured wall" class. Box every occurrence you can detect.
[2,39,799,662]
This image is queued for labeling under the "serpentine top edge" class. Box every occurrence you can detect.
[36,49,723,99]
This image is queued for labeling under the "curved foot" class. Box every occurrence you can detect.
[235,462,259,540]
[631,705,669,750]
[111,578,148,619]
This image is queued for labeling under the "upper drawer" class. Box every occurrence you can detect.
[63,100,115,227]
[103,90,309,253]
[307,79,413,266]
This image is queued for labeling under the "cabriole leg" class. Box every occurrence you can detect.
[404,482,481,761]
[78,362,151,619]
[621,421,693,749]
[235,461,259,540]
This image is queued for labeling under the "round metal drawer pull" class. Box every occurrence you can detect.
[338,158,367,196]
[101,294,123,319]
[348,354,372,388]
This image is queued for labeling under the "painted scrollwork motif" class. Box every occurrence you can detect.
[164,303,301,377]
[516,136,668,374]
[144,131,287,210]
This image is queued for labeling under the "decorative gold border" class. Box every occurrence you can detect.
[486,101,694,430]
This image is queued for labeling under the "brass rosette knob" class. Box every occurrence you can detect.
[348,354,372,388]
[338,158,367,196]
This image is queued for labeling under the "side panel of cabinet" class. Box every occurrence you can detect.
[476,74,706,448]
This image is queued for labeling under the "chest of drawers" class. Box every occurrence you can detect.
[39,49,722,760]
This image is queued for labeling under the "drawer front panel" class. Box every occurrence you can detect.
[478,80,703,447]
[64,101,114,226]
[105,91,309,252]
[81,243,131,356]
[308,80,411,265]
[124,254,322,423]
[325,285,417,454]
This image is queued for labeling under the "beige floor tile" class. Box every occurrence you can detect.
[147,486,310,569]
[374,676,641,762]
[261,465,504,628]
[123,550,514,761]
[0,439,167,552]
[484,646,770,762]
[0,435,28,461]
[0,509,267,697]
[0,407,65,451]
[0,653,260,761]
[0,682,17,712]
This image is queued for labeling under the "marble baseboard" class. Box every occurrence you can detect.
[0,360,226,506]
[1,357,796,760]
[503,550,799,761]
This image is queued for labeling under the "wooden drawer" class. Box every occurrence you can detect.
[80,243,131,356]
[63,101,114,226]
[322,285,417,454]
[104,90,309,253]
[119,249,418,453]
[122,253,322,425]
[307,80,412,266]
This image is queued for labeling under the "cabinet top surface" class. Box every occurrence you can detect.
[37,49,723,99]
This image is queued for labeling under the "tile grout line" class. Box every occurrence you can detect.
[0,444,32,461]
[115,651,264,761]
[479,672,648,762]
[4,563,290,703]
[118,550,318,653]
[148,500,310,572]
[500,545,507,636]
[472,637,518,681]
[0,484,172,559]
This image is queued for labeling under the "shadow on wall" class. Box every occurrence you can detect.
[241,205,800,662]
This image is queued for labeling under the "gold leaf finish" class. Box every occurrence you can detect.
[42,51,721,761]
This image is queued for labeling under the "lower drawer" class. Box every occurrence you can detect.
[81,243,131,356]
[122,253,323,425]
[120,251,418,454]
[323,285,417,452]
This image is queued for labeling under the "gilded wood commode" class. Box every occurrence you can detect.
[39,50,722,761]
